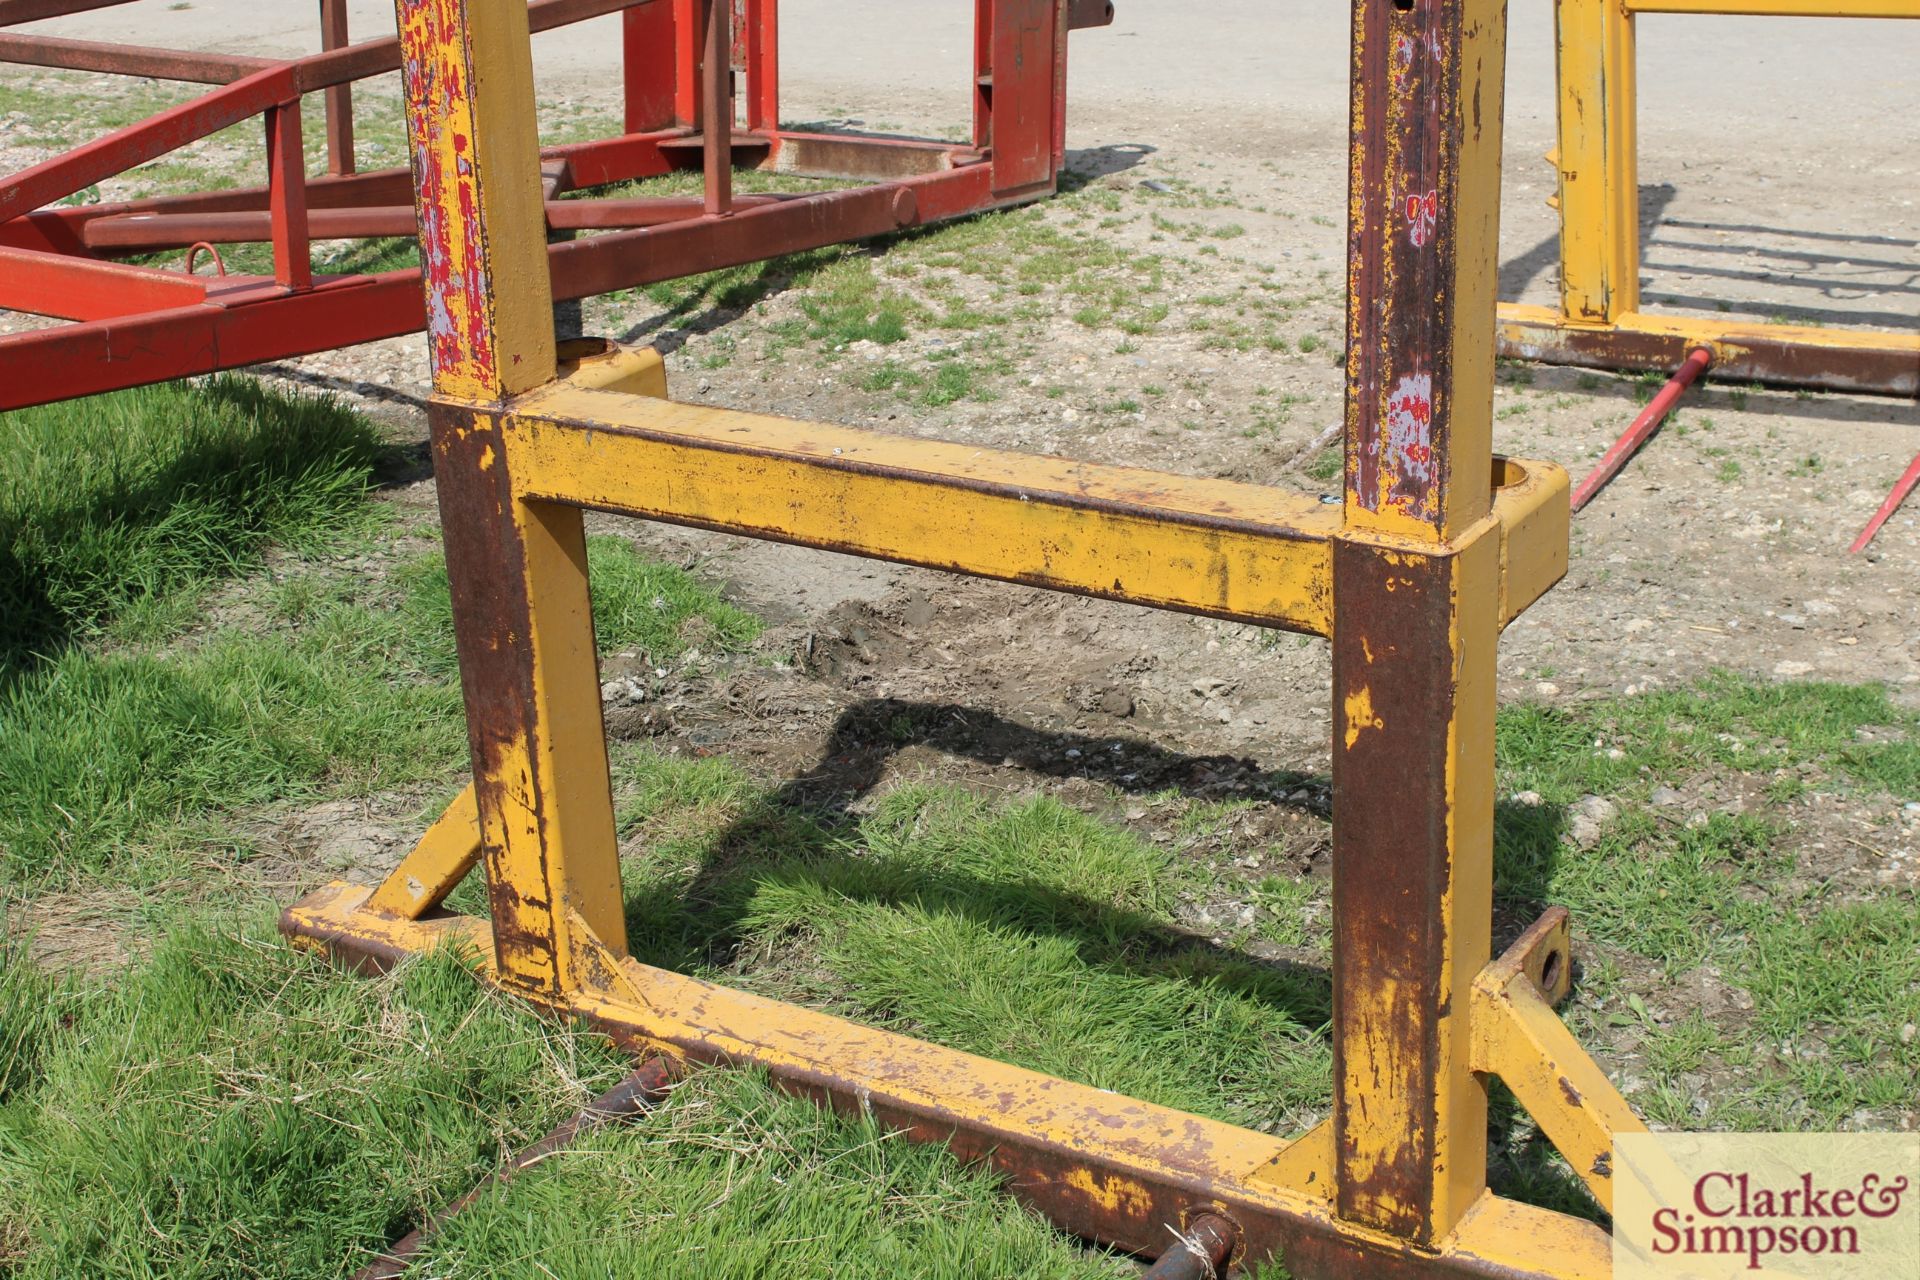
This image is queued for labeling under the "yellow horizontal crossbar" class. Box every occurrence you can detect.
[1625,0,1918,15]
[498,383,1567,639]
[514,381,1341,633]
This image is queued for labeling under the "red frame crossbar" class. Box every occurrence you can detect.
[0,0,1113,411]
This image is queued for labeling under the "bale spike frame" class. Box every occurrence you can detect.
[0,0,1114,412]
[281,1,1666,1275]
[1494,0,1920,400]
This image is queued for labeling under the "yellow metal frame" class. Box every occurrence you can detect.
[1496,0,1920,394]
[282,1,1669,1274]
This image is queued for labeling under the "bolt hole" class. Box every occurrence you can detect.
[1392,0,1414,11]
[1540,949,1563,990]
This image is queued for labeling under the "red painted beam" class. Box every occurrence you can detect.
[0,244,208,319]
[0,0,140,25]
[0,33,272,83]
[1569,346,1714,513]
[77,194,798,249]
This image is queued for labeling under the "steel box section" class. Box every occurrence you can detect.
[0,0,1094,412]
[1497,304,1920,398]
[1495,0,1920,394]
[494,381,1569,638]
[281,880,1612,1280]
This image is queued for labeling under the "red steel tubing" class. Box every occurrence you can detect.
[319,0,355,176]
[0,0,142,24]
[0,33,273,83]
[1849,452,1920,553]
[265,101,310,291]
[77,194,800,249]
[0,166,980,411]
[0,242,207,319]
[701,0,733,217]
[743,0,777,132]
[1569,345,1714,513]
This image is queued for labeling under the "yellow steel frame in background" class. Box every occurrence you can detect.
[1496,0,1920,395]
[282,1,1674,1275]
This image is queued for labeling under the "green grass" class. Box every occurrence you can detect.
[1492,674,1919,1128]
[394,536,761,677]
[1496,672,1919,806]
[411,1067,1127,1280]
[0,605,465,881]
[0,503,757,882]
[604,769,1333,1137]
[0,377,384,669]
[0,927,1143,1280]
[0,928,631,1279]
[1304,446,1342,483]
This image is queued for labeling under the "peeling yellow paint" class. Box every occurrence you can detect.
[1064,1167,1154,1218]
[1343,684,1384,748]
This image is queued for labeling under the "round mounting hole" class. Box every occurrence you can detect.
[1540,949,1564,991]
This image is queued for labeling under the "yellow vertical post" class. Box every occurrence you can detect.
[1334,0,1509,1245]
[1554,0,1638,324]
[395,0,627,995]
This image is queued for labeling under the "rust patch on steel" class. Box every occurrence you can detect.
[1495,315,1920,398]
[427,402,558,988]
[1557,1076,1583,1108]
[1330,538,1456,1236]
[396,0,496,384]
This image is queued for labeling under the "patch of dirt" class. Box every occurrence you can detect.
[6,888,147,975]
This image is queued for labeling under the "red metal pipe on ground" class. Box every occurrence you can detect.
[1569,345,1714,513]
[1849,452,1920,553]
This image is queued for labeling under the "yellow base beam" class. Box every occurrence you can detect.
[1497,303,1920,396]
[1626,0,1919,15]
[489,380,1568,639]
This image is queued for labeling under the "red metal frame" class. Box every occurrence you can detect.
[0,0,1113,411]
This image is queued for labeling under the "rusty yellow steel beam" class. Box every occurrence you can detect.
[1334,0,1514,1245]
[1552,0,1639,326]
[1522,0,1919,394]
[1472,915,1647,1215]
[511,380,1340,633]
[364,782,481,920]
[487,380,1567,639]
[283,878,1615,1280]
[396,0,625,997]
[285,0,1646,1276]
[396,0,555,399]
[1497,302,1920,396]
[1625,0,1918,14]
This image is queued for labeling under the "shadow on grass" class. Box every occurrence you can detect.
[609,696,1592,1202]
[0,377,387,686]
